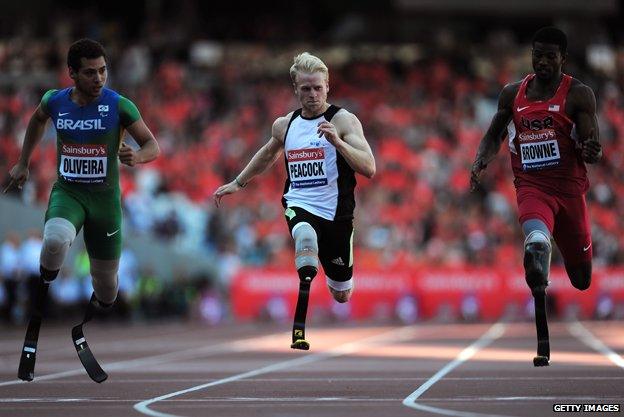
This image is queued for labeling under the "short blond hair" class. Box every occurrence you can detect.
[289,52,329,84]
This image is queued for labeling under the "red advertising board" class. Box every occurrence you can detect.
[230,266,624,321]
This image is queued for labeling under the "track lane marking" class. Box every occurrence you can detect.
[8,375,623,386]
[5,394,624,403]
[0,331,287,387]
[568,321,624,369]
[134,326,416,417]
[402,322,509,417]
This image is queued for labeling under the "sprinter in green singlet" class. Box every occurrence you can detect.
[5,38,160,309]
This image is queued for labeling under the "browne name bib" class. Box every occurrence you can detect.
[518,130,561,170]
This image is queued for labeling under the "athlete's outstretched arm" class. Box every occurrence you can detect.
[569,84,601,164]
[4,104,49,192]
[317,112,375,178]
[213,117,287,207]
[470,83,518,192]
[120,119,160,166]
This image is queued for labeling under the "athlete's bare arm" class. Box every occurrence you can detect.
[4,104,49,193]
[317,110,376,178]
[119,118,160,166]
[213,115,289,207]
[470,82,520,192]
[567,81,601,164]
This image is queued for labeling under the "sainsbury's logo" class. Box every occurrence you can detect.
[518,130,555,142]
[287,148,325,162]
[61,144,107,157]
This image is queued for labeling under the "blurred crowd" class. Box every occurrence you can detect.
[0,229,222,325]
[1,23,624,302]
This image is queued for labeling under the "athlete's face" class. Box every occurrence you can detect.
[70,56,107,98]
[532,42,565,81]
[293,71,329,115]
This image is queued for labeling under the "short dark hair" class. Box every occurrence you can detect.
[67,38,106,71]
[532,27,567,54]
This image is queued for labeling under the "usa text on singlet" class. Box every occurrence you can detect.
[507,74,589,196]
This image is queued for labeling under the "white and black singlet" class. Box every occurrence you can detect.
[281,105,356,221]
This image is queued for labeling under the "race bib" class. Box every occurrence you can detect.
[59,144,107,183]
[520,139,560,170]
[287,147,328,188]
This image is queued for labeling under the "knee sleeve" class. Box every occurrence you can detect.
[292,222,318,282]
[524,230,552,294]
[522,219,550,238]
[326,276,353,291]
[90,258,120,305]
[326,276,353,303]
[40,218,77,275]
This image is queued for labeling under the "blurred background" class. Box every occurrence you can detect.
[1,0,624,327]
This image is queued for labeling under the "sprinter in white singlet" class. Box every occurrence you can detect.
[213,52,375,304]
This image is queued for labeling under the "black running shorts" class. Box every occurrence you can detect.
[284,206,353,282]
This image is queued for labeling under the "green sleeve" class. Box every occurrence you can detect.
[119,96,141,127]
[40,89,57,116]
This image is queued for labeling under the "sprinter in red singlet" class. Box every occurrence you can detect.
[470,27,602,366]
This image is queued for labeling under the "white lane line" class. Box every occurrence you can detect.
[134,326,415,417]
[403,322,509,417]
[568,321,624,369]
[16,375,624,385]
[0,369,86,387]
[4,395,623,404]
[0,398,88,402]
[0,332,283,387]
[1,397,394,403]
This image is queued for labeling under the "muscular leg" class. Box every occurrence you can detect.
[89,258,120,306]
[320,222,354,304]
[40,218,77,281]
[551,193,592,292]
